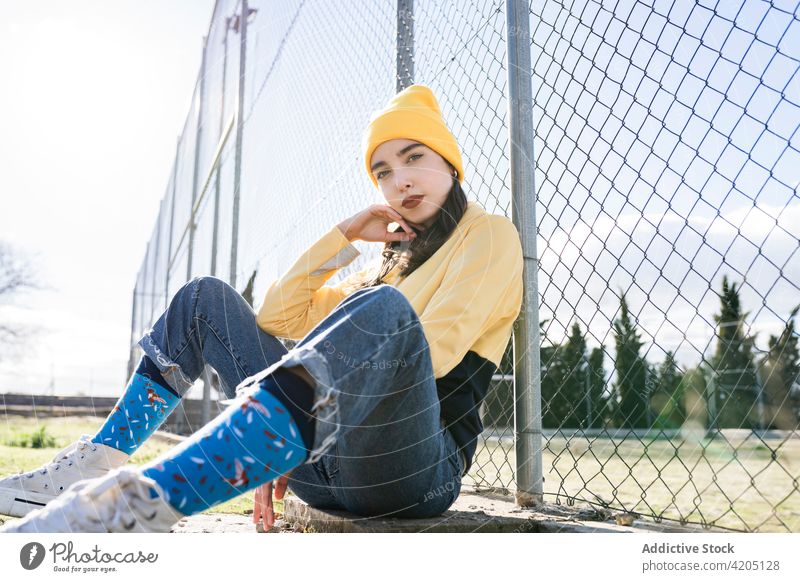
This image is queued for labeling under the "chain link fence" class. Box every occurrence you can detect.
[130,0,800,532]
[527,0,799,532]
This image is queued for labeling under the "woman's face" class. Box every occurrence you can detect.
[370,138,454,230]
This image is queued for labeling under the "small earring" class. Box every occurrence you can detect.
[452,170,458,178]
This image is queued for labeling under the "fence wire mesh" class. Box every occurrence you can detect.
[129,0,800,532]
[529,0,799,532]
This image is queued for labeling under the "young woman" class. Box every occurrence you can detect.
[1,84,523,533]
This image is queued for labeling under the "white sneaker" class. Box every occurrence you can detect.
[0,434,130,518]
[0,467,185,533]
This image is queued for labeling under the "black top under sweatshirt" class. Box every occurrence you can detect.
[436,350,497,476]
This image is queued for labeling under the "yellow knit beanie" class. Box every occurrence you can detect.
[362,84,464,188]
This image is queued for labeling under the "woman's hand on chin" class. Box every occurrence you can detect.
[336,204,418,243]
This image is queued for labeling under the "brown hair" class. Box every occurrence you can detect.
[351,166,468,290]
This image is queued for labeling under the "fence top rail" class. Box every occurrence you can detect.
[481,427,800,441]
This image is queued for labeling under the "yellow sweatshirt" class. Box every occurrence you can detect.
[256,201,524,473]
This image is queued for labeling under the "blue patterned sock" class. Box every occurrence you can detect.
[91,356,181,455]
[140,368,315,515]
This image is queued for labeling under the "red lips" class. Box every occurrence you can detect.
[402,195,424,209]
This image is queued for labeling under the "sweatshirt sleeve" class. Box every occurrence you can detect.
[256,225,362,340]
[418,216,524,378]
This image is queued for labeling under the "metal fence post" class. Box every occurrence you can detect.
[149,201,163,323]
[229,0,248,289]
[210,22,229,281]
[506,0,543,507]
[396,0,414,92]
[584,354,592,428]
[705,365,718,435]
[126,280,139,381]
[186,36,208,282]
[165,138,180,308]
[142,239,151,332]
[755,366,766,431]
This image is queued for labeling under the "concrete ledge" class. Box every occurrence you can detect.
[3,496,722,534]
[281,487,719,533]
[171,513,257,533]
[170,512,310,533]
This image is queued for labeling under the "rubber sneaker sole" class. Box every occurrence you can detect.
[0,487,55,518]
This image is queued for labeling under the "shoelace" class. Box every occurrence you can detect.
[76,469,161,532]
[41,435,97,473]
[13,435,98,480]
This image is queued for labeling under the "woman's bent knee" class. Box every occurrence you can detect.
[348,284,417,321]
[185,275,242,305]
[191,275,232,292]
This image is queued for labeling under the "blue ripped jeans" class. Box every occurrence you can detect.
[138,276,463,518]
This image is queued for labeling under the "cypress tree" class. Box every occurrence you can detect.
[613,292,648,428]
[541,340,565,429]
[711,276,759,429]
[562,322,589,428]
[651,351,686,429]
[588,346,607,428]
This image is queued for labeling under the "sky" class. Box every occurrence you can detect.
[0,1,215,396]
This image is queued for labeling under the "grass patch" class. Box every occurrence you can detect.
[3,425,59,449]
